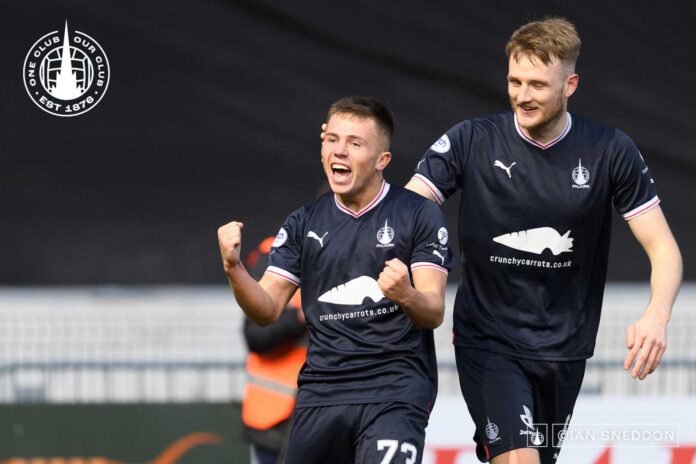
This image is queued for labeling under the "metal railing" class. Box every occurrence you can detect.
[1,358,695,404]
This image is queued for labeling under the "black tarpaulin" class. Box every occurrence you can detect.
[1,1,693,283]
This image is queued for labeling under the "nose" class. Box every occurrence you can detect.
[333,141,348,157]
[516,84,532,103]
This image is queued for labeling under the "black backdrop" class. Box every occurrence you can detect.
[1,1,694,284]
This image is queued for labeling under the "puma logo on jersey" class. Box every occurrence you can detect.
[318,276,385,305]
[493,227,573,255]
[494,160,516,178]
[432,250,446,266]
[307,231,328,247]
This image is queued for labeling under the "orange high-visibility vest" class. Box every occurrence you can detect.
[242,343,307,430]
[242,239,306,430]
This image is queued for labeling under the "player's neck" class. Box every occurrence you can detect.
[523,111,570,145]
[335,178,385,213]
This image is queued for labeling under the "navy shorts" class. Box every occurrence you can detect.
[455,346,586,463]
[285,402,429,464]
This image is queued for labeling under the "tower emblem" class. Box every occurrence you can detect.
[485,418,500,442]
[23,21,110,117]
[572,159,590,187]
[376,220,395,247]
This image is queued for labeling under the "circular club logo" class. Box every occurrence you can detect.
[23,22,110,117]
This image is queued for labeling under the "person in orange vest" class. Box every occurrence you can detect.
[241,236,307,464]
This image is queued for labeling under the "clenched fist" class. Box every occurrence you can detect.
[218,221,244,270]
[378,258,414,304]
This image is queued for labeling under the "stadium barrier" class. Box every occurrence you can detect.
[0,285,694,463]
[0,284,694,403]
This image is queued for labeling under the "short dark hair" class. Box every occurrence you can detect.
[327,96,394,142]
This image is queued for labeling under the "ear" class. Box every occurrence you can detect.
[565,73,579,98]
[376,151,392,172]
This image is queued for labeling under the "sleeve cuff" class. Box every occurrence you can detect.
[623,196,660,220]
[411,262,449,275]
[411,174,445,205]
[265,266,301,286]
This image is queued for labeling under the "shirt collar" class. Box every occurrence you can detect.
[334,180,390,218]
[514,112,572,149]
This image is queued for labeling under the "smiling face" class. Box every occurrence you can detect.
[508,53,578,143]
[321,113,391,211]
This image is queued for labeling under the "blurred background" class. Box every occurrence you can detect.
[1,1,694,463]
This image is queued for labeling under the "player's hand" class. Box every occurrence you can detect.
[624,310,668,380]
[378,258,414,304]
[320,123,327,141]
[218,221,244,271]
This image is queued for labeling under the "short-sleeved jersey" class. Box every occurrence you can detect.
[413,112,659,360]
[267,182,451,412]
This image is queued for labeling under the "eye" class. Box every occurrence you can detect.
[325,136,337,143]
[350,141,361,148]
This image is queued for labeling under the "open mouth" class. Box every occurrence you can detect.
[331,163,352,180]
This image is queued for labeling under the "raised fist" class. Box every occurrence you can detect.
[378,258,412,304]
[218,221,244,270]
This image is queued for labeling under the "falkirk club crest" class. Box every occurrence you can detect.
[571,159,590,188]
[376,219,395,248]
[23,21,110,117]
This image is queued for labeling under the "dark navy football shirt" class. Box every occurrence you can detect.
[413,112,658,360]
[267,182,452,412]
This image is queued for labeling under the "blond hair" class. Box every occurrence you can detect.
[506,17,581,69]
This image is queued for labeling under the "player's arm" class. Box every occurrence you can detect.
[405,178,438,202]
[623,206,682,380]
[218,221,297,326]
[378,259,446,329]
